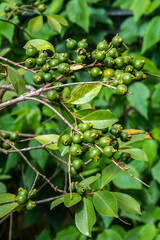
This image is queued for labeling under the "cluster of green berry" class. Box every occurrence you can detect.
[69,181,86,196]
[65,36,146,96]
[30,0,47,13]
[15,187,37,211]
[4,4,20,18]
[60,123,132,176]
[0,131,19,150]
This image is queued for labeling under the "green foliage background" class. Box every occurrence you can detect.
[0,0,160,239]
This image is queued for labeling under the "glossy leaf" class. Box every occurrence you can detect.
[79,173,101,188]
[50,197,64,210]
[101,164,122,188]
[0,193,16,204]
[75,198,96,237]
[70,65,84,71]
[81,110,118,129]
[139,223,156,240]
[47,15,62,33]
[66,0,89,32]
[143,139,158,167]
[68,84,102,105]
[0,203,18,218]
[24,39,55,55]
[55,225,80,240]
[35,134,59,150]
[121,148,148,162]
[93,191,118,217]
[64,193,82,207]
[50,15,68,26]
[130,0,150,21]
[142,16,160,53]
[112,192,141,214]
[7,66,25,96]
[28,15,43,34]
[58,103,75,124]
[58,127,71,156]
[97,229,122,240]
[151,161,160,184]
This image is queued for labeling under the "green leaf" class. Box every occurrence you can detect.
[24,39,55,55]
[151,161,160,184]
[79,173,101,188]
[112,192,141,215]
[139,223,156,240]
[34,134,59,150]
[58,127,71,156]
[55,225,80,240]
[0,203,19,218]
[66,0,89,32]
[68,84,102,105]
[47,15,62,33]
[28,15,43,34]
[113,166,142,189]
[58,103,75,124]
[127,83,150,119]
[134,56,160,74]
[35,229,51,240]
[121,148,148,162]
[93,191,118,217]
[119,130,147,148]
[50,197,64,210]
[80,110,118,129]
[45,0,64,14]
[112,0,133,10]
[50,15,68,26]
[142,16,160,53]
[74,109,94,118]
[0,193,16,204]
[75,198,96,237]
[0,182,7,193]
[7,65,25,96]
[101,163,122,188]
[146,0,160,14]
[97,229,122,240]
[143,140,158,167]
[130,0,150,22]
[64,193,82,207]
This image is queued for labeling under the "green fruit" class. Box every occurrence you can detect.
[1,131,9,139]
[4,5,12,12]
[134,60,145,70]
[9,131,19,141]
[69,144,82,157]
[36,57,46,66]
[76,185,86,195]
[26,200,36,210]
[30,189,37,198]
[33,72,44,85]
[90,67,102,78]
[77,39,88,49]
[26,46,38,57]
[37,4,46,12]
[61,134,72,146]
[76,55,86,63]
[41,64,50,73]
[43,72,54,83]
[66,38,77,50]
[105,133,116,140]
[16,194,27,205]
[68,182,76,192]
[103,57,115,68]
[72,159,83,171]
[79,123,92,132]
[124,65,134,73]
[34,65,41,70]
[49,59,59,67]
[116,84,128,96]
[83,130,96,143]
[98,137,112,148]
[101,76,110,82]
[25,58,36,69]
[47,90,59,101]
[91,129,102,139]
[109,48,119,58]
[117,43,128,53]
[115,57,127,68]
[77,48,87,55]
[72,134,83,144]
[95,51,106,61]
[112,36,123,47]
[134,71,144,81]
[112,78,123,87]
[81,145,87,153]
[120,132,131,142]
[89,147,101,161]
[58,63,70,74]
[2,140,11,150]
[18,187,28,198]
[71,167,78,176]
[122,73,134,86]
[104,68,115,77]
[57,53,68,63]
[109,127,121,137]
[113,151,121,160]
[112,124,123,130]
[39,50,48,58]
[91,50,98,60]
[97,40,109,51]
[120,152,131,161]
[111,139,119,150]
[33,0,41,7]
[123,56,133,65]
[103,146,116,158]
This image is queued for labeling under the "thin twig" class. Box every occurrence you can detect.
[68,154,72,200]
[35,195,64,204]
[8,214,13,240]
